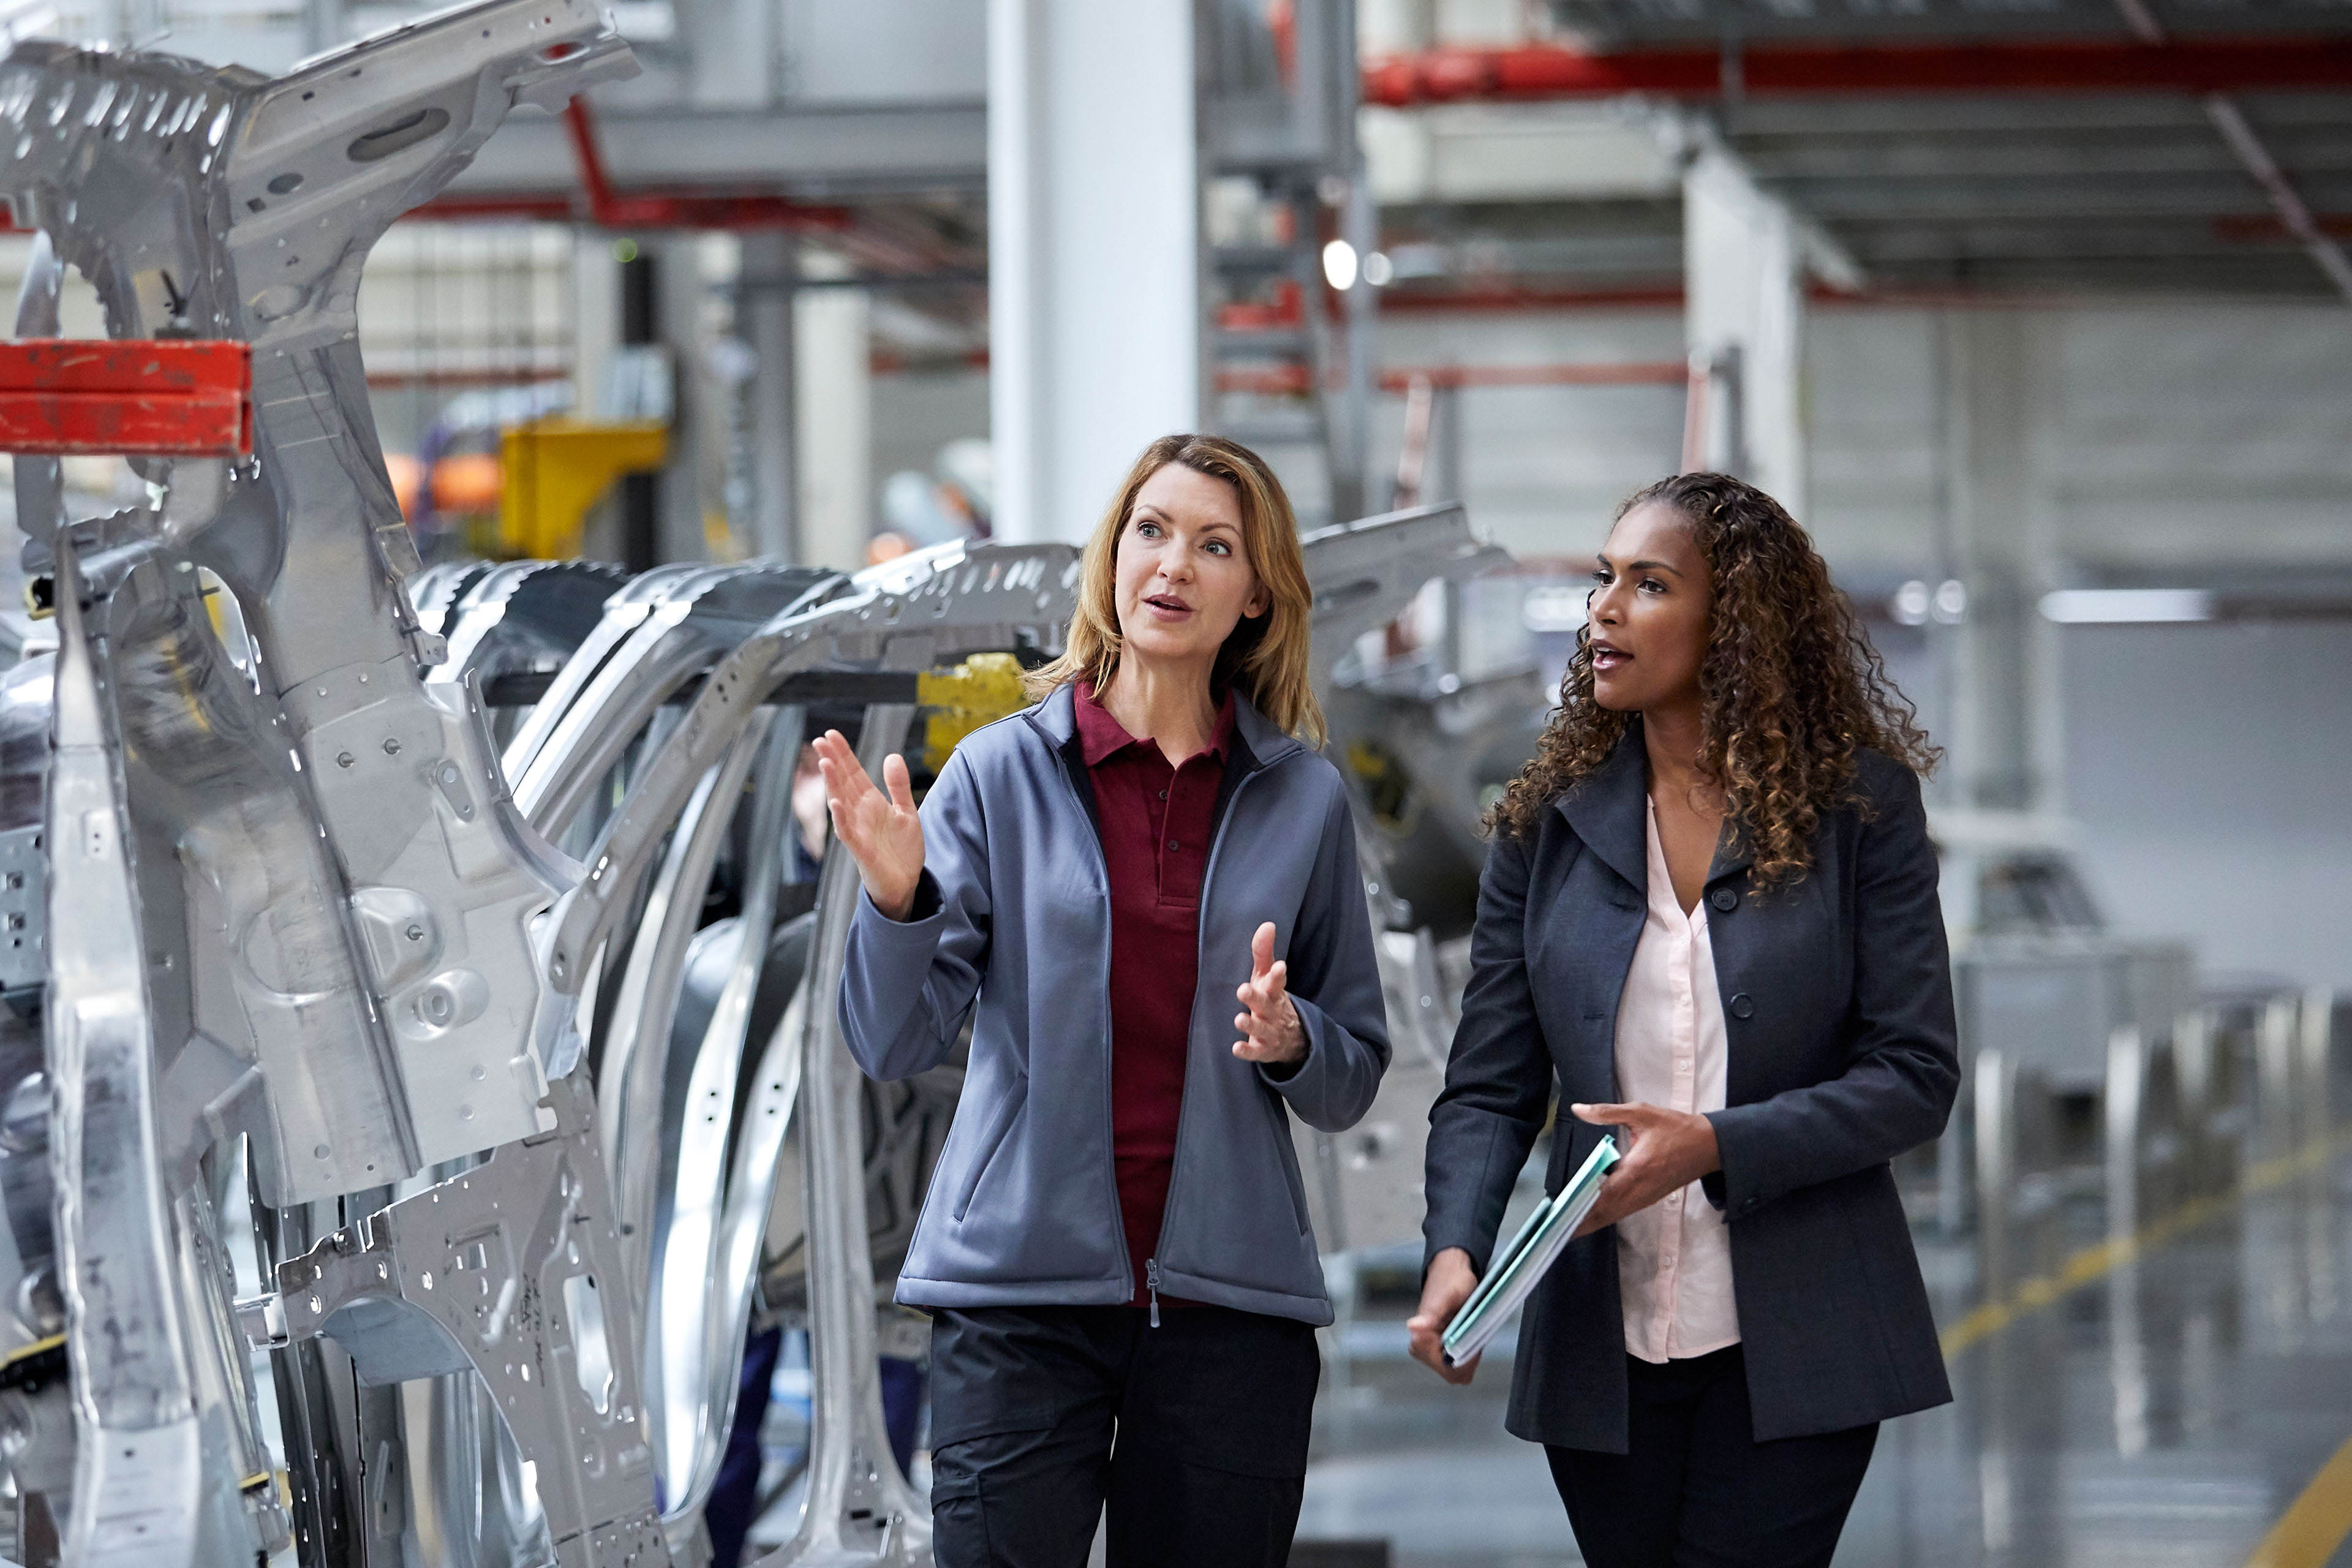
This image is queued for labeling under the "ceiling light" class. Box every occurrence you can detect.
[1322,239,1358,293]
[2039,589,2213,624]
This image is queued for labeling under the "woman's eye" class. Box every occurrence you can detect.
[1205,540,1230,556]
[1136,521,1161,537]
[1591,571,1613,587]
[1640,578,1665,594]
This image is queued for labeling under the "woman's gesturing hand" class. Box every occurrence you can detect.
[1407,1248,1481,1385]
[1232,921,1306,1066]
[1568,1100,1722,1237]
[813,729,925,921]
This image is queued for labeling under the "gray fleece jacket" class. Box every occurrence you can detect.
[836,681,1391,1325]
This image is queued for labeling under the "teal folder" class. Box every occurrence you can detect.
[1441,1134,1619,1368]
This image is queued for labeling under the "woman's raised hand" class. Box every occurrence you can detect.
[1232,921,1306,1066]
[813,729,925,920]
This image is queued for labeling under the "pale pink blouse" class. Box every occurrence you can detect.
[1611,799,1741,1363]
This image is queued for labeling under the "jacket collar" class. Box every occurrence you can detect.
[1554,725,1649,894]
[1552,719,1752,892]
[1069,676,1236,767]
[1028,679,1302,774]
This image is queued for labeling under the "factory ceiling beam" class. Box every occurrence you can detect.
[2095,0,2352,303]
[1362,38,2352,106]
[440,98,986,198]
[1763,173,2352,222]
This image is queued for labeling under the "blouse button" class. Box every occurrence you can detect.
[1158,790,1168,800]
[1167,840,1180,852]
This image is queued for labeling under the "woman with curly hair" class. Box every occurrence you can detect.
[1409,472,1959,1567]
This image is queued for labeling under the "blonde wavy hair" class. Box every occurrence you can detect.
[1025,434,1324,746]
[1487,472,1936,888]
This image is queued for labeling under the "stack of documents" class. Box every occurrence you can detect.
[1441,1134,1619,1368]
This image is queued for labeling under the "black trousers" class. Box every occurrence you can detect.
[1547,1346,1878,1568]
[927,1304,1321,1568]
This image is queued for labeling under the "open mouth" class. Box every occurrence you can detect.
[1590,639,1631,673]
[1144,594,1193,617]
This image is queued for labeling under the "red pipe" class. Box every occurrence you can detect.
[412,99,969,281]
[2214,211,2352,242]
[1381,361,1687,390]
[1376,283,1687,314]
[408,99,858,233]
[557,98,854,231]
[1362,36,2352,105]
[1216,360,1687,396]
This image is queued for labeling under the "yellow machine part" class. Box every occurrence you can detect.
[918,652,1033,771]
[499,418,669,559]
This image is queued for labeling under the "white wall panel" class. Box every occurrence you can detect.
[780,0,985,104]
[1371,307,1684,561]
[2062,620,2352,992]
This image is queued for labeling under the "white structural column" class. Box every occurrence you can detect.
[795,251,873,571]
[1940,310,2059,816]
[573,234,620,421]
[1683,146,1807,519]
[740,233,797,562]
[989,0,1202,544]
[655,233,717,564]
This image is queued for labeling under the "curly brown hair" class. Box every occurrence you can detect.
[1488,472,1937,888]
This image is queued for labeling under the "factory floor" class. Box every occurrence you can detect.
[1294,1129,2352,1568]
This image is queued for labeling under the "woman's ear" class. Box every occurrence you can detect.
[1245,579,1272,619]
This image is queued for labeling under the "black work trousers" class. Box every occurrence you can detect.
[927,1304,1321,1568]
[1547,1345,1878,1568]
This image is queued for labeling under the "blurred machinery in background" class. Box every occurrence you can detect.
[0,15,1519,1562]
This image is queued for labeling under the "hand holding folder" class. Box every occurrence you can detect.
[1438,1135,1621,1369]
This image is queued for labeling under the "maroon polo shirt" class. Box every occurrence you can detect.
[1072,678,1235,1307]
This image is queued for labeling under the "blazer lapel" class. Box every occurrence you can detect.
[1707,823,1754,888]
[1553,726,1648,896]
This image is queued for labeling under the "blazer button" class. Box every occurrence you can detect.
[1709,887,1738,913]
[1729,992,1755,1020]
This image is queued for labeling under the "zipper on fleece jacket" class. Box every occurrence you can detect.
[1038,720,1133,1301]
[1146,1259,1163,1327]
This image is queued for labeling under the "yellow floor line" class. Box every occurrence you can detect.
[1939,1128,2346,1359]
[1928,1129,2352,1568]
[2245,1434,2352,1568]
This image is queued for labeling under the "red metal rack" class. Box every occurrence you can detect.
[0,339,254,458]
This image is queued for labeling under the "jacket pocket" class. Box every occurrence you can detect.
[952,1091,1024,1222]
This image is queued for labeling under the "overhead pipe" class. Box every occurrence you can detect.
[409,99,854,232]
[408,99,963,278]
[1215,360,1686,396]
[1360,36,2352,106]
[559,97,854,232]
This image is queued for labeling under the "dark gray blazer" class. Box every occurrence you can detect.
[1423,726,1959,1450]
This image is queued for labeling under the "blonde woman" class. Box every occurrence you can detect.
[821,434,1390,1568]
